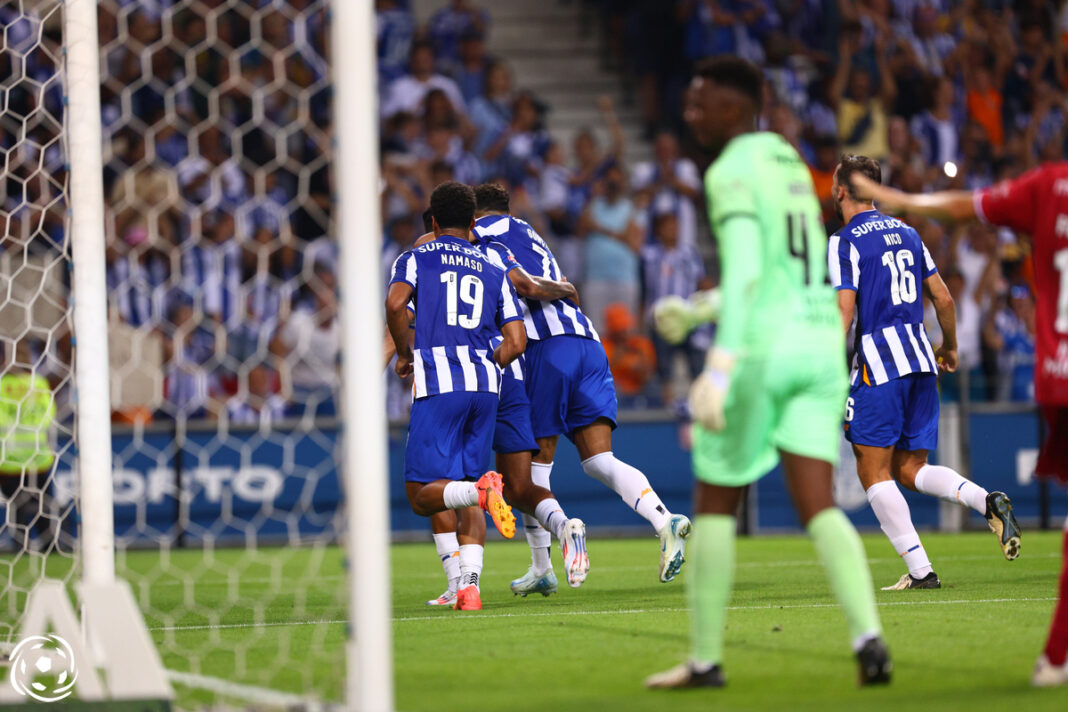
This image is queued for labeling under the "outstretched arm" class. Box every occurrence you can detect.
[850,173,977,221]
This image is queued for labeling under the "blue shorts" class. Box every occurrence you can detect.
[524,335,618,441]
[845,372,938,451]
[404,391,497,483]
[494,373,539,454]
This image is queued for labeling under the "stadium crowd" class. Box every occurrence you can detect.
[1,0,1063,424]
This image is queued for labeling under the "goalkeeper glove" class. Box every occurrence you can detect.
[652,289,721,345]
[688,347,736,432]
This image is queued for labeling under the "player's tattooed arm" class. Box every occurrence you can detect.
[493,320,526,368]
[923,272,959,373]
[386,282,416,377]
[507,266,579,303]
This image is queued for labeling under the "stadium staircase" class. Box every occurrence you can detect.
[411,0,653,167]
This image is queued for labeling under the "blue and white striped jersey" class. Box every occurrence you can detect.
[181,241,242,327]
[390,234,524,399]
[473,214,599,342]
[828,209,939,386]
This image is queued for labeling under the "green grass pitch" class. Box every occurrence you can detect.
[5,530,1068,711]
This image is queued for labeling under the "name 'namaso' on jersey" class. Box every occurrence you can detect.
[390,234,524,398]
[473,214,599,342]
[829,209,939,385]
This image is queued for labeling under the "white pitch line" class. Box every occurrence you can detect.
[167,669,328,709]
[133,552,1064,586]
[149,596,1058,632]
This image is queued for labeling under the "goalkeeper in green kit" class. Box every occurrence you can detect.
[645,57,891,689]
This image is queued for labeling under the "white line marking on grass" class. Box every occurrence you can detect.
[149,596,1058,632]
[167,670,328,709]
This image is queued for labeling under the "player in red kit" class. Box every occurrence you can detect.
[851,166,1068,686]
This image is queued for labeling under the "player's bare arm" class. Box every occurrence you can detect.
[493,319,526,368]
[850,173,976,222]
[836,289,856,334]
[385,281,415,377]
[923,272,958,372]
[507,266,579,303]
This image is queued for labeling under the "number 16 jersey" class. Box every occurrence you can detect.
[390,234,524,399]
[828,209,940,386]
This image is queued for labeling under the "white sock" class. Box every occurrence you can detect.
[458,543,483,591]
[581,451,671,532]
[531,461,552,490]
[914,464,988,515]
[442,481,478,510]
[866,480,933,578]
[535,498,568,540]
[523,513,552,573]
[526,462,554,572]
[433,532,461,592]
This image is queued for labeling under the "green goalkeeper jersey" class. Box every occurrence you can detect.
[705,132,842,359]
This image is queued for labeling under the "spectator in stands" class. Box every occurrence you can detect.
[376,0,415,86]
[427,0,489,67]
[470,59,513,161]
[808,135,841,229]
[910,76,960,174]
[831,28,896,160]
[271,263,340,417]
[182,210,242,329]
[226,363,287,427]
[630,131,701,249]
[579,164,643,331]
[449,28,490,104]
[984,285,1037,402]
[566,96,625,228]
[601,303,656,401]
[640,212,708,405]
[965,64,1006,151]
[415,119,482,186]
[380,40,467,120]
[162,295,222,421]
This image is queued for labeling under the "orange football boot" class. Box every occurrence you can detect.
[476,471,515,538]
[453,585,482,610]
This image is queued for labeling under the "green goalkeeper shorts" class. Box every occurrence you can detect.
[692,353,848,487]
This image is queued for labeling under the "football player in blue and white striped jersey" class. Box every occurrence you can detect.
[406,215,590,602]
[474,183,693,585]
[386,182,525,611]
[830,155,1019,591]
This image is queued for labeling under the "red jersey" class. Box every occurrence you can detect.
[975,163,1068,405]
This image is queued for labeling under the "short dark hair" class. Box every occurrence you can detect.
[421,207,434,232]
[694,56,763,109]
[429,181,476,230]
[474,182,510,213]
[836,154,881,201]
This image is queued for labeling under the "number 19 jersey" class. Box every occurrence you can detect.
[390,234,524,399]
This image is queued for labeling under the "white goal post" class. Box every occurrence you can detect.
[331,0,395,710]
[2,0,394,708]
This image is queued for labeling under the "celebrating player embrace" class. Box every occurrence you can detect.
[386,182,525,611]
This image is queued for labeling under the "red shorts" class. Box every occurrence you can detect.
[1037,406,1068,486]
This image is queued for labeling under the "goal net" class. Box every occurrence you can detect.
[1,1,388,709]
